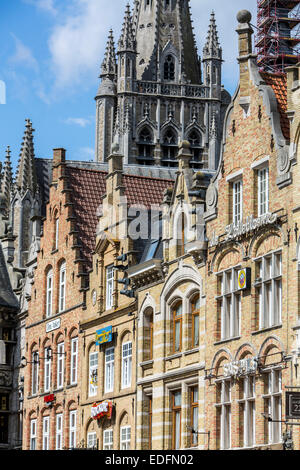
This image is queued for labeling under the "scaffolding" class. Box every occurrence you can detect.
[255,0,300,73]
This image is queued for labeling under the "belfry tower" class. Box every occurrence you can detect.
[95,1,231,171]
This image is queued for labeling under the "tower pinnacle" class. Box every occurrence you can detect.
[101,29,117,79]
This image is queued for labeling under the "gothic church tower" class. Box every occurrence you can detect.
[95,0,230,170]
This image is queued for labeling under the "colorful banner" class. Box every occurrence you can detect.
[91,401,113,420]
[95,326,112,345]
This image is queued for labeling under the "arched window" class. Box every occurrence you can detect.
[172,301,183,353]
[54,211,59,250]
[164,55,175,81]
[58,261,66,313]
[188,130,203,168]
[162,128,178,167]
[143,308,154,361]
[137,127,154,165]
[191,294,200,348]
[46,268,53,318]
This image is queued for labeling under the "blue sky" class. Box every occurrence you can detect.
[0,0,257,171]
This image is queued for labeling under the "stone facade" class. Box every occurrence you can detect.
[95,0,231,170]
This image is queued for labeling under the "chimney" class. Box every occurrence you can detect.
[52,148,66,183]
[236,10,255,111]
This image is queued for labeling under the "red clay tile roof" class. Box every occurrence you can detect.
[66,167,174,266]
[260,72,290,141]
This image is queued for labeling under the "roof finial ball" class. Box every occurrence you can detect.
[237,10,252,25]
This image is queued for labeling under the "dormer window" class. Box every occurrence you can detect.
[164,55,175,81]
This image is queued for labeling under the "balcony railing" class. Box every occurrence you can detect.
[135,81,209,98]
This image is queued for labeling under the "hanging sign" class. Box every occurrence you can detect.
[44,394,55,404]
[238,268,251,290]
[95,326,112,346]
[223,357,258,377]
[91,401,113,420]
[286,392,300,419]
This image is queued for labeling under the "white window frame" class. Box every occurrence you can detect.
[55,216,59,250]
[122,341,132,389]
[56,413,63,450]
[103,428,113,450]
[57,342,64,389]
[31,351,39,396]
[106,265,114,310]
[217,266,241,340]
[59,262,66,313]
[70,338,78,385]
[42,416,50,450]
[233,180,243,226]
[239,375,256,448]
[120,425,131,450]
[216,379,231,450]
[263,369,282,445]
[30,418,37,450]
[69,410,77,449]
[87,432,97,449]
[255,251,282,330]
[44,347,52,393]
[105,347,115,394]
[46,269,53,318]
[89,351,98,397]
[258,167,269,216]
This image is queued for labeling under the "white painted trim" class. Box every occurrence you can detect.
[226,169,244,182]
[251,155,270,170]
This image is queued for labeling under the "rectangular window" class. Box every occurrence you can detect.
[106,265,114,310]
[149,396,152,450]
[69,411,77,449]
[255,252,282,330]
[31,352,39,396]
[258,167,269,216]
[263,369,282,445]
[103,429,113,450]
[216,380,231,450]
[122,342,132,389]
[191,387,199,447]
[239,376,255,448]
[59,264,66,313]
[217,268,241,340]
[105,347,115,394]
[44,348,52,393]
[87,432,97,449]
[89,352,98,397]
[56,413,63,450]
[55,217,59,250]
[233,180,243,225]
[172,390,182,450]
[191,296,200,348]
[30,419,37,450]
[70,338,78,385]
[43,416,50,450]
[120,426,131,450]
[57,343,64,389]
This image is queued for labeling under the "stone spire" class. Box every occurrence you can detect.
[118,3,136,53]
[133,0,201,83]
[203,11,222,60]
[1,146,13,217]
[101,29,117,79]
[15,119,37,195]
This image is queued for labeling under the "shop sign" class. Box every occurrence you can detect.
[91,401,113,420]
[286,392,300,419]
[223,357,258,377]
[225,213,278,242]
[44,394,55,404]
[46,318,61,333]
[238,268,251,290]
[95,326,112,346]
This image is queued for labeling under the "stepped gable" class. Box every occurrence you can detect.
[261,72,290,141]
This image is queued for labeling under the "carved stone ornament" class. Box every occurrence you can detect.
[206,183,218,210]
[277,147,290,175]
[0,370,13,387]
